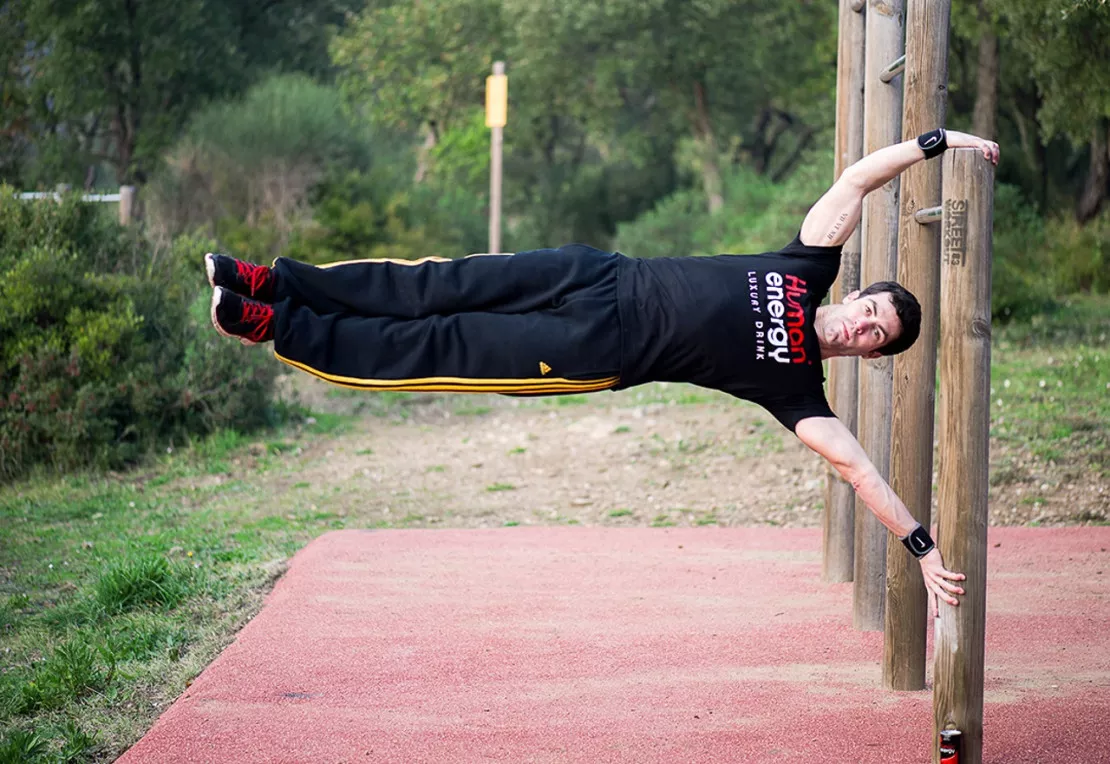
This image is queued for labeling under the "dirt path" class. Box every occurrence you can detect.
[261,375,1108,530]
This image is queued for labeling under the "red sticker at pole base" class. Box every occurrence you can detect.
[939,729,962,764]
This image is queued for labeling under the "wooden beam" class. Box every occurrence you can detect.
[883,0,951,692]
[854,0,904,631]
[825,0,867,584]
[933,148,994,764]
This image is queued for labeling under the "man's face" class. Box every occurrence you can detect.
[822,291,903,359]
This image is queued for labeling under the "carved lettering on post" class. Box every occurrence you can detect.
[943,199,968,267]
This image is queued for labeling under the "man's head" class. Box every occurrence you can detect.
[817,281,921,359]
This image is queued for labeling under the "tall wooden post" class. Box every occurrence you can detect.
[824,0,866,584]
[486,61,507,254]
[933,148,993,764]
[854,0,904,631]
[883,0,950,690]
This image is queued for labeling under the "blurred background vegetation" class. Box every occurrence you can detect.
[1,0,1108,480]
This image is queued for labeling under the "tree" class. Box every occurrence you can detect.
[501,0,836,214]
[332,0,506,182]
[971,0,999,140]
[0,1,33,185]
[13,0,363,186]
[991,0,1110,221]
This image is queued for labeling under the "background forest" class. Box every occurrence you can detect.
[1,0,1109,479]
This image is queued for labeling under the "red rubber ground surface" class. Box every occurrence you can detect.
[118,528,1110,763]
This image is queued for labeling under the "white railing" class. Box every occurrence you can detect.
[14,185,136,225]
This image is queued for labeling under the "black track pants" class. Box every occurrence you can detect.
[269,245,624,394]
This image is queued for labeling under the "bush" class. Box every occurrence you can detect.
[614,153,831,258]
[991,183,1056,321]
[1042,210,1110,294]
[147,74,482,264]
[146,74,370,258]
[0,190,279,482]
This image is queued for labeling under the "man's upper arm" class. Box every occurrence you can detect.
[794,415,865,476]
[798,171,864,248]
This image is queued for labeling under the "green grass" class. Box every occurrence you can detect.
[485,483,516,492]
[454,405,492,417]
[990,294,1109,474]
[546,395,589,407]
[0,406,361,761]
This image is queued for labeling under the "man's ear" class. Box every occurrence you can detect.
[843,290,860,304]
[863,350,882,360]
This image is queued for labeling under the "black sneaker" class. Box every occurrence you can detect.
[210,287,274,346]
[204,253,275,303]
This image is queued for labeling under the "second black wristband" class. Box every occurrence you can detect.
[917,128,948,159]
[901,524,936,559]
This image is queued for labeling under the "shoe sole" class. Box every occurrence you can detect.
[210,287,257,346]
[205,253,217,289]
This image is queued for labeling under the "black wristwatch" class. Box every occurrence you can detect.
[901,524,936,559]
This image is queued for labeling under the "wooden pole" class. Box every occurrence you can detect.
[854,0,904,631]
[119,185,136,226]
[824,0,866,583]
[933,148,993,764]
[883,0,950,691]
[487,61,506,254]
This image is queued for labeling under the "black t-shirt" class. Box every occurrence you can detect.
[616,236,841,432]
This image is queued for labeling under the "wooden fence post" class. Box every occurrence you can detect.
[119,186,136,226]
[825,0,866,584]
[854,0,904,631]
[933,148,993,764]
[883,0,950,690]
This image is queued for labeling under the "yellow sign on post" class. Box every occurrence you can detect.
[487,61,506,253]
[486,66,507,128]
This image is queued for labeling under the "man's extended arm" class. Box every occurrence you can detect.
[794,415,966,616]
[799,130,999,248]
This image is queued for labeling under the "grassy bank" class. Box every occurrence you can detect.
[2,295,1108,761]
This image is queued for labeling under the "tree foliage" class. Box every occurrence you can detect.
[5,0,364,187]
[333,0,506,138]
[991,0,1110,143]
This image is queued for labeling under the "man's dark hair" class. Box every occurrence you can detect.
[856,281,921,356]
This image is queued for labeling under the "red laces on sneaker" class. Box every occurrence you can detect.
[241,300,273,343]
[235,260,271,298]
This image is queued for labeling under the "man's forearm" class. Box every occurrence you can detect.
[843,129,985,195]
[795,417,920,539]
[841,139,925,195]
[849,466,919,539]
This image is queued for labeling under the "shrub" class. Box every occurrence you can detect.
[991,183,1056,321]
[614,153,830,259]
[1042,210,1110,295]
[146,74,371,259]
[0,190,279,481]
